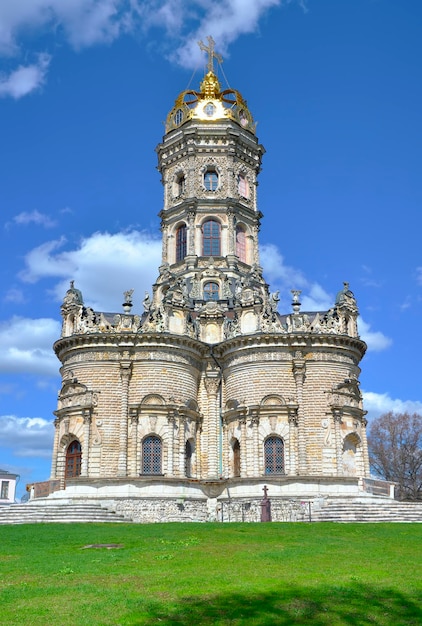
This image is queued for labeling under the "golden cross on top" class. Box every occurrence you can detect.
[198,36,223,73]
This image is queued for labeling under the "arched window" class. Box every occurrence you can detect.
[177,174,186,196]
[264,436,284,475]
[65,440,82,478]
[203,281,219,301]
[174,109,183,126]
[185,440,192,477]
[233,439,241,477]
[202,220,220,256]
[204,169,219,191]
[238,174,249,198]
[173,173,186,197]
[176,224,187,262]
[142,436,162,475]
[236,225,246,262]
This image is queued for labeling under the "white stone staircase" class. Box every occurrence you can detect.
[0,502,131,525]
[310,499,422,522]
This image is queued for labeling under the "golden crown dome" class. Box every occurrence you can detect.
[165,38,256,134]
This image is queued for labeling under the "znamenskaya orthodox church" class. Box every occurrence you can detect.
[42,40,373,522]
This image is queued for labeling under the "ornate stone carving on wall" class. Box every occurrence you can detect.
[56,379,98,412]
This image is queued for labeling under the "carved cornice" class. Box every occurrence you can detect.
[54,332,209,361]
[214,332,366,361]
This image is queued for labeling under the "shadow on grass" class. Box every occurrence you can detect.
[125,583,422,625]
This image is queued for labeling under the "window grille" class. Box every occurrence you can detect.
[142,436,162,474]
[264,436,284,474]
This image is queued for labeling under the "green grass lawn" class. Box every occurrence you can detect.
[0,522,421,626]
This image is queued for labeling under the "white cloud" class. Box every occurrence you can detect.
[0,52,50,98]
[20,230,162,311]
[0,0,303,97]
[260,242,333,310]
[54,0,132,49]
[0,1,132,54]
[3,288,26,304]
[173,0,284,68]
[260,243,307,288]
[19,237,72,283]
[260,243,392,350]
[0,316,61,377]
[0,415,54,458]
[301,284,333,312]
[362,391,422,421]
[358,317,392,352]
[13,209,56,228]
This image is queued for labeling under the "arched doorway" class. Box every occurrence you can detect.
[342,433,361,476]
[65,440,82,478]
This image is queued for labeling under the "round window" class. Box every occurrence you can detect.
[204,103,216,117]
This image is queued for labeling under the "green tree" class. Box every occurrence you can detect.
[368,412,422,500]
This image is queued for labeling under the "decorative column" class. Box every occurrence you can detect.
[178,417,186,477]
[166,411,177,476]
[161,222,169,264]
[288,407,299,475]
[292,351,307,474]
[227,209,235,255]
[50,418,60,479]
[240,416,247,477]
[252,222,260,266]
[361,416,370,475]
[59,416,70,484]
[333,409,343,476]
[195,419,203,479]
[117,361,132,476]
[222,420,229,477]
[129,410,139,476]
[250,410,260,476]
[81,410,91,477]
[204,373,221,478]
[188,210,196,256]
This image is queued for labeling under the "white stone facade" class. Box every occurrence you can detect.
[44,64,373,521]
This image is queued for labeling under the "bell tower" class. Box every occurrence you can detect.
[150,38,278,343]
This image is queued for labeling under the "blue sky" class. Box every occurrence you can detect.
[1,0,422,499]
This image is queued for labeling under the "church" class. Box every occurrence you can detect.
[43,39,373,522]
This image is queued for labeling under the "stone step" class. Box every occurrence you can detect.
[0,503,131,525]
[311,501,422,523]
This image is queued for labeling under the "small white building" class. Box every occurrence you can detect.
[0,469,18,504]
